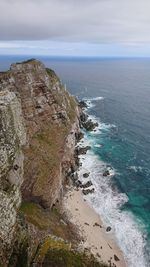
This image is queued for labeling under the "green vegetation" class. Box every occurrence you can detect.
[20,202,62,231]
[20,203,108,267]
[24,124,69,201]
[23,78,78,207]
[33,236,70,264]
[8,239,28,267]
[20,202,79,243]
[32,236,108,267]
[46,67,61,85]
[43,249,108,267]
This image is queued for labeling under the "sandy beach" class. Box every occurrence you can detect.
[64,188,127,267]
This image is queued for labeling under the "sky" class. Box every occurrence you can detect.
[0,0,150,57]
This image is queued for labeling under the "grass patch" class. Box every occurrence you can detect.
[32,236,108,267]
[34,236,70,264]
[20,202,79,244]
[43,249,108,267]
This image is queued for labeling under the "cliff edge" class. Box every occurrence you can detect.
[0,59,80,265]
[0,59,107,267]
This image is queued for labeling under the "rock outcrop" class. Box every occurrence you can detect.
[0,89,26,264]
[0,59,107,267]
[0,59,81,266]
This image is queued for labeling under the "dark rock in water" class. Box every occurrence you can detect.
[83,172,90,178]
[76,180,82,188]
[114,254,120,261]
[82,119,98,131]
[75,131,84,141]
[103,170,110,177]
[77,146,91,155]
[106,226,111,232]
[82,188,95,195]
[74,154,80,168]
[80,181,93,188]
[80,112,89,123]
[79,101,88,109]
[72,172,78,182]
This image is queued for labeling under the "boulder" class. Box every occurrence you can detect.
[76,180,82,188]
[106,226,111,232]
[103,170,110,177]
[80,181,93,188]
[114,254,120,261]
[83,173,90,178]
[82,188,95,195]
[79,101,88,109]
[77,146,91,155]
[75,132,84,141]
[82,119,98,131]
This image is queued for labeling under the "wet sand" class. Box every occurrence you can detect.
[64,188,127,267]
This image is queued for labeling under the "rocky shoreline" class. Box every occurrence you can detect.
[64,100,127,267]
[69,100,98,192]
[71,99,112,194]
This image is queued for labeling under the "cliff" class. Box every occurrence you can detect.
[0,59,107,267]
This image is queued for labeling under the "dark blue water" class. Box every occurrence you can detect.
[1,56,150,266]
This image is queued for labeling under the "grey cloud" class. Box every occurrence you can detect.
[0,0,150,43]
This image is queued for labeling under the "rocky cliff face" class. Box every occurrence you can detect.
[0,59,81,266]
[0,89,26,264]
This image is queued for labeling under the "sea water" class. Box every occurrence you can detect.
[1,56,150,267]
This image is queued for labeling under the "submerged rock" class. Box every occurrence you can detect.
[83,173,90,178]
[103,170,110,177]
[82,119,98,131]
[79,101,88,109]
[80,181,93,188]
[82,188,95,195]
[76,146,91,155]
[106,226,111,232]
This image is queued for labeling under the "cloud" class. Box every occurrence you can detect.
[0,0,150,44]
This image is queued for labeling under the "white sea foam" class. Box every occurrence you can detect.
[129,166,143,172]
[83,96,104,109]
[78,100,148,267]
[94,144,102,148]
[86,114,116,135]
[78,138,147,267]
[84,96,104,101]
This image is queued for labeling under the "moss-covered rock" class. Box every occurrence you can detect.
[31,236,108,267]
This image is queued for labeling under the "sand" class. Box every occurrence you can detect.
[64,188,127,267]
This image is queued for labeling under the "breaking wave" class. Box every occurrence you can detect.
[77,98,148,267]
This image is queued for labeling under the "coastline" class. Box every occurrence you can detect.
[64,187,126,267]
[62,100,127,267]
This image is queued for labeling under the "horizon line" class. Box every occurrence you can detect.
[1,54,150,60]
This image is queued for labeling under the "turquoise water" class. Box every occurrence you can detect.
[1,56,150,266]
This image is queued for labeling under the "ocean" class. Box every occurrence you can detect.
[1,56,150,267]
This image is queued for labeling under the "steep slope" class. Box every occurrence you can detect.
[0,59,107,267]
[0,59,81,265]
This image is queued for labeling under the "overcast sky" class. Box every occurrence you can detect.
[0,0,150,56]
